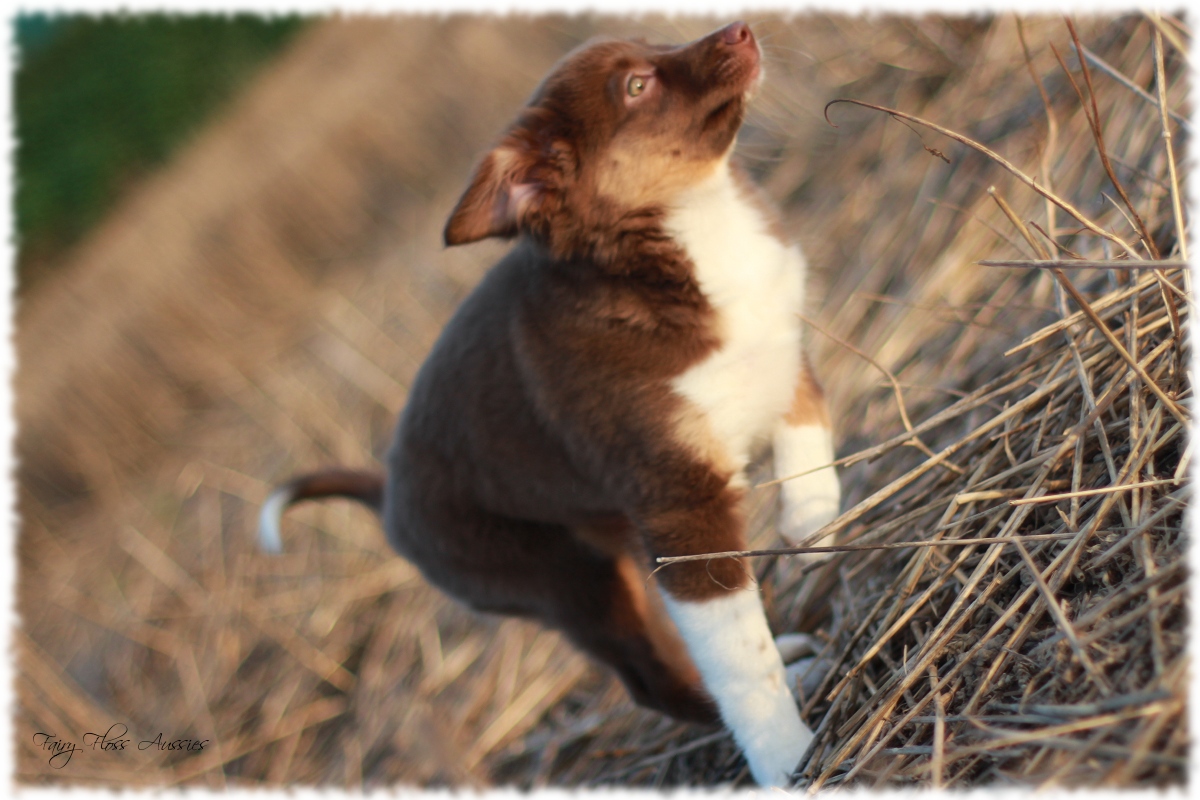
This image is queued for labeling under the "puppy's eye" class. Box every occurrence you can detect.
[626,75,647,97]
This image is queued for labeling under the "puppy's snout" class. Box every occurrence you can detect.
[719,21,753,47]
[710,21,758,79]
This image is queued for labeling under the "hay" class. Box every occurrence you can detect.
[788,14,1191,786]
[789,260,1188,788]
[16,13,1188,790]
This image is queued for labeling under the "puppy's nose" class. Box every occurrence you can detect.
[720,21,753,47]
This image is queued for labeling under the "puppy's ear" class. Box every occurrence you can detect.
[443,144,544,246]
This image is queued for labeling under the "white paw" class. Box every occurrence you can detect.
[774,424,840,555]
[776,633,828,702]
[778,469,840,545]
[661,591,814,787]
[785,656,828,701]
[774,632,820,663]
[744,717,813,788]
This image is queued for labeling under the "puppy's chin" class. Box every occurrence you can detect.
[745,64,765,101]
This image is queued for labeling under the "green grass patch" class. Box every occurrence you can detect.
[15,14,310,287]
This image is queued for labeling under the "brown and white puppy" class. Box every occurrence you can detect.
[260,21,840,787]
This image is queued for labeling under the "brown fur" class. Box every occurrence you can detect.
[784,356,831,427]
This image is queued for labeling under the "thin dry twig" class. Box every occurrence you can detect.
[1009,477,1178,505]
[1060,18,1159,259]
[979,259,1188,270]
[653,532,1079,566]
[823,98,1141,259]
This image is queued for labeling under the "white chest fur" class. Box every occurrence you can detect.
[667,166,806,477]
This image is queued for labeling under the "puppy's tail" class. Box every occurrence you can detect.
[259,469,385,553]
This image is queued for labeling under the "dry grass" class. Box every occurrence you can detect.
[16,13,1188,789]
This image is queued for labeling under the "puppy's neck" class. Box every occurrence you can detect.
[664,161,792,307]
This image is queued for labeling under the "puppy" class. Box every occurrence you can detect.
[260,21,840,787]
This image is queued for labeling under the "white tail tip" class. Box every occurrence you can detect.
[258,487,294,553]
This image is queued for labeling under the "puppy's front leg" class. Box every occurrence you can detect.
[661,587,813,786]
[775,364,840,553]
[646,500,812,787]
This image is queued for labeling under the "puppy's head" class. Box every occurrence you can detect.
[444,22,761,249]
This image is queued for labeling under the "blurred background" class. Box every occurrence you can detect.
[14,11,1187,789]
[16,14,308,288]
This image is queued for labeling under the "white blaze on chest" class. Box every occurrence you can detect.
[667,167,806,476]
